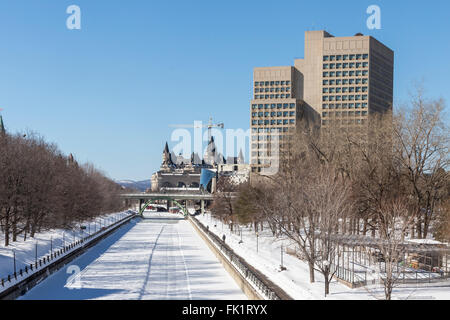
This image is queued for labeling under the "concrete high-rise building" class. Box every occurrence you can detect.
[250,67,310,173]
[250,30,394,173]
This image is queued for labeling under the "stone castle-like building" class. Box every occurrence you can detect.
[151,138,222,192]
[151,139,249,192]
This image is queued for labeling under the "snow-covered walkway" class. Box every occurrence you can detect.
[20,212,247,300]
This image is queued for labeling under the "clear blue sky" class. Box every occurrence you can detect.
[1,0,449,181]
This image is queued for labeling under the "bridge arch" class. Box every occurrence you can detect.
[138,197,188,217]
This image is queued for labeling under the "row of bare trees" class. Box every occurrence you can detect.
[212,88,449,299]
[0,131,125,247]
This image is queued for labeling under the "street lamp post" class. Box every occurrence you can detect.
[256,232,259,253]
[13,250,16,275]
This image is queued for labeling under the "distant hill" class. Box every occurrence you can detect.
[116,179,151,192]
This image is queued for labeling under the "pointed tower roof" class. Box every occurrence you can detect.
[238,148,245,164]
[164,141,170,153]
[0,115,5,135]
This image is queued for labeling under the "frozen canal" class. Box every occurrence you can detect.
[20,212,247,300]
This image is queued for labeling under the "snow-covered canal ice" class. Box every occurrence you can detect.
[20,213,247,300]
